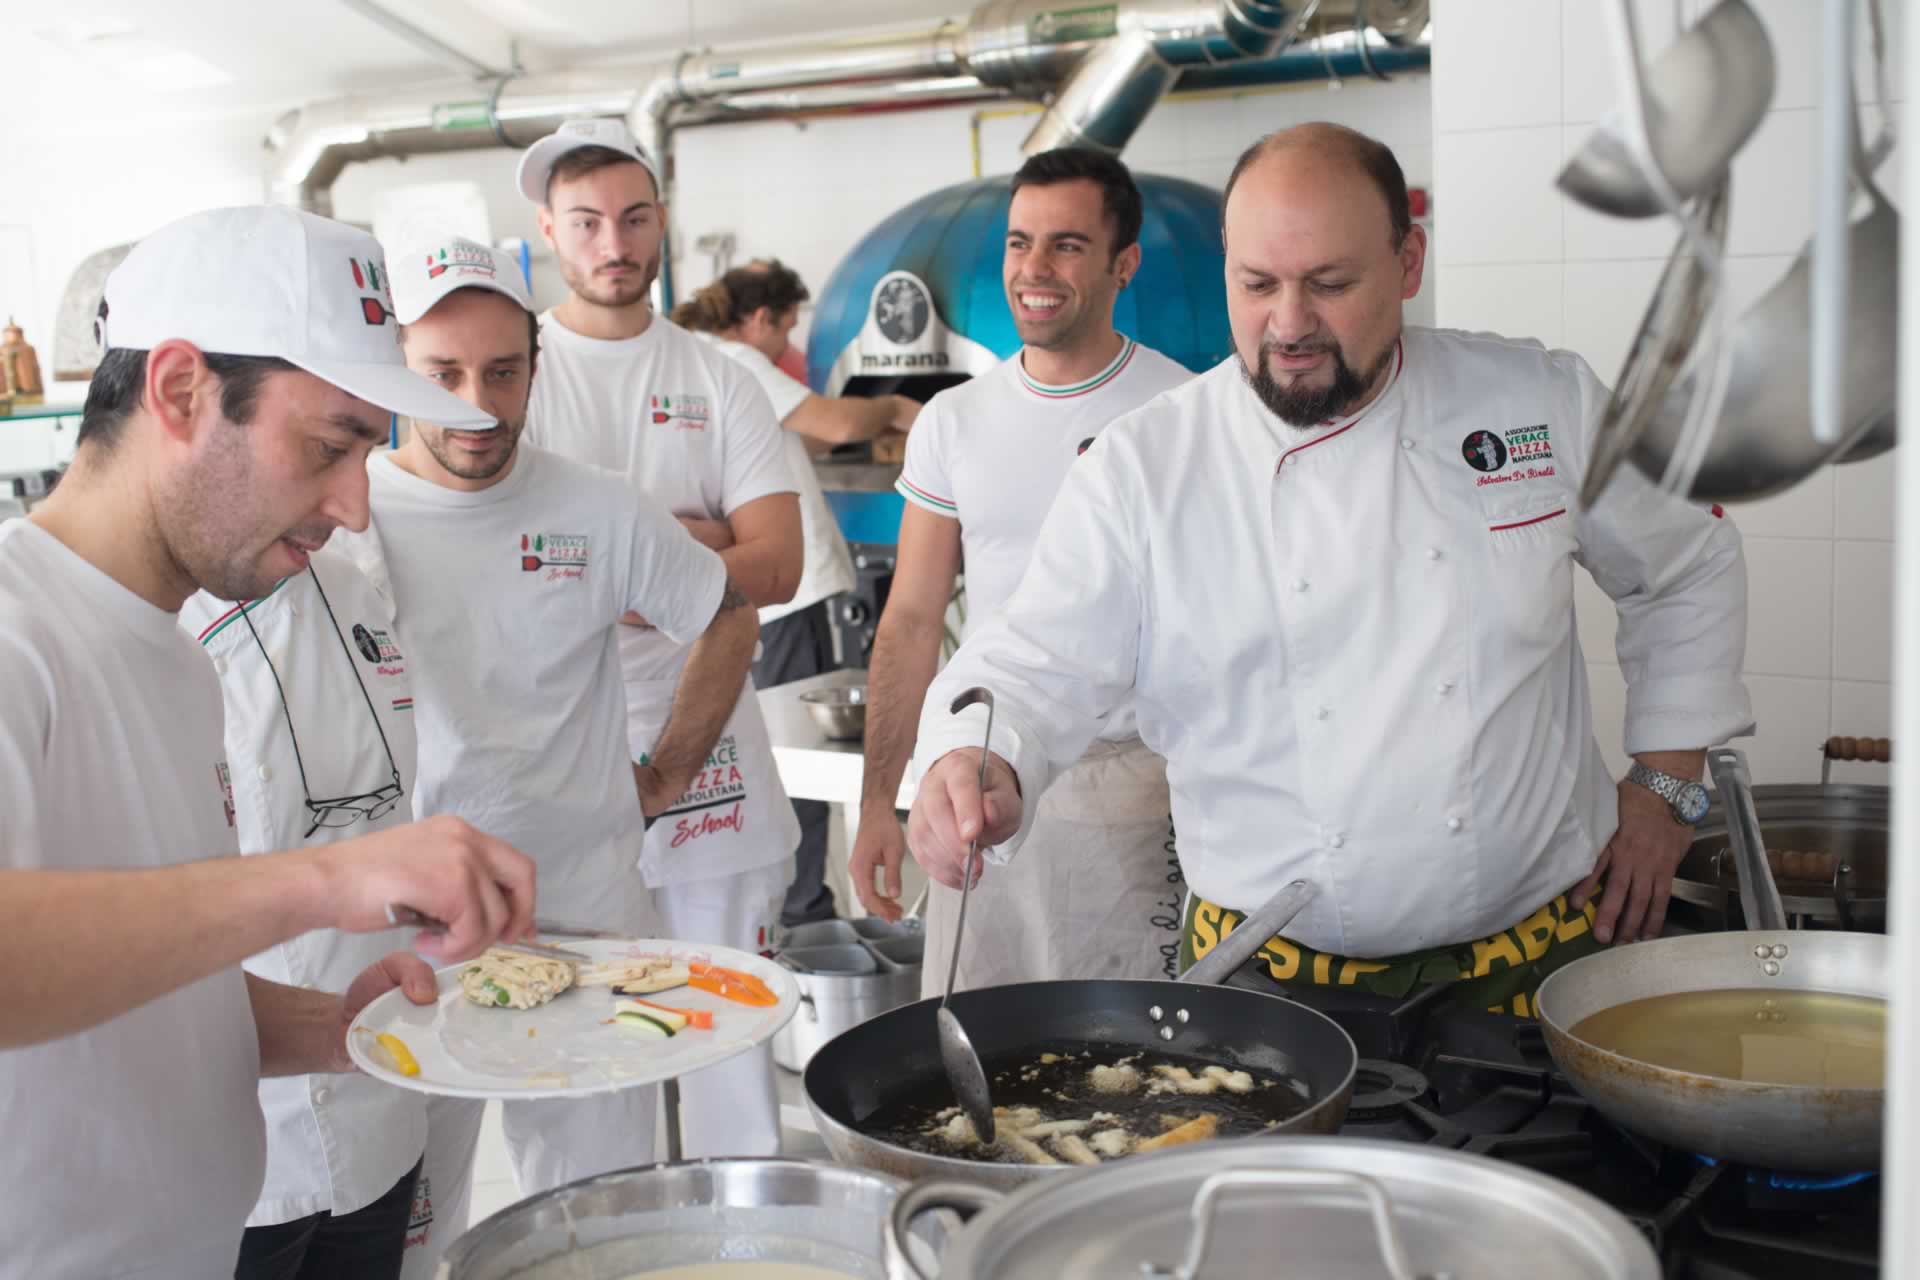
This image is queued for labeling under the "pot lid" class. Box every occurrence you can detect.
[926,1137,1659,1280]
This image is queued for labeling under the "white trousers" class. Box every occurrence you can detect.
[651,858,792,1158]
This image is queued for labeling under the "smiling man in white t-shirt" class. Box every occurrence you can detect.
[854,149,1194,993]
[0,206,538,1280]
[515,116,804,1158]
[335,235,758,1274]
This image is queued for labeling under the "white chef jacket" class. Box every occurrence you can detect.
[697,334,857,623]
[336,446,727,926]
[178,547,426,1227]
[528,312,802,887]
[0,519,265,1279]
[913,327,1754,958]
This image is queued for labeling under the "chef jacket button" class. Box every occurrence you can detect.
[1400,437,1415,450]
[1283,454,1298,467]
[1315,705,1330,720]
[211,656,227,676]
[1292,578,1309,593]
[1437,681,1455,696]
[1427,547,1443,562]
[1447,816,1464,833]
[1329,833,1346,849]
[313,1087,331,1105]
[257,764,272,782]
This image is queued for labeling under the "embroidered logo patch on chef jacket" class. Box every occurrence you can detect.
[520,532,591,582]
[351,622,407,677]
[1463,424,1558,488]
[214,761,236,828]
[649,393,710,429]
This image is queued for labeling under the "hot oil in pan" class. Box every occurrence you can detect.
[1571,989,1886,1087]
[860,1041,1311,1165]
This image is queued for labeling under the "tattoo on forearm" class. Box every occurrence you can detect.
[718,579,750,611]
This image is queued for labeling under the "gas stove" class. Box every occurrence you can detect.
[1265,980,1881,1278]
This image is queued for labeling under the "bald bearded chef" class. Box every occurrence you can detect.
[904,124,1753,1016]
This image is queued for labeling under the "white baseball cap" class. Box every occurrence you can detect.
[391,235,533,325]
[101,205,494,429]
[516,117,659,205]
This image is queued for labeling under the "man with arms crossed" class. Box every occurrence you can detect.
[0,206,535,1280]
[518,118,802,1156]
[855,148,1193,992]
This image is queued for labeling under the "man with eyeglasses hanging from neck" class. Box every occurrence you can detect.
[180,547,427,1280]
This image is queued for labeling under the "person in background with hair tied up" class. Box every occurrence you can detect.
[674,259,920,926]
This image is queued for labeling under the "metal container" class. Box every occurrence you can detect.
[774,922,923,1073]
[1671,782,1888,930]
[801,686,868,741]
[888,1138,1660,1279]
[437,1158,911,1279]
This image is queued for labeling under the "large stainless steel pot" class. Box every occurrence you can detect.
[1671,779,1887,931]
[887,1138,1661,1279]
[437,1158,913,1279]
[1536,748,1889,1171]
[773,919,923,1073]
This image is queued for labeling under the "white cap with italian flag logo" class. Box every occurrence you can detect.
[99,205,495,429]
[391,235,534,325]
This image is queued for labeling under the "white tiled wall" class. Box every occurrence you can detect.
[1432,0,1901,786]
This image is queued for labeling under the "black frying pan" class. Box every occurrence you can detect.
[803,883,1358,1190]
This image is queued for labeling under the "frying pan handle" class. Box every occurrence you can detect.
[1139,1169,1422,1280]
[1707,747,1789,931]
[1823,735,1893,763]
[887,1180,1004,1280]
[1178,880,1316,987]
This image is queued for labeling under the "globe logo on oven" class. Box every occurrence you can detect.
[874,276,931,346]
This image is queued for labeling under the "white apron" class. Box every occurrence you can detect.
[629,678,801,890]
[920,737,1183,996]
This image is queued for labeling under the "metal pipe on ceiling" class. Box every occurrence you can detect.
[267,0,1427,301]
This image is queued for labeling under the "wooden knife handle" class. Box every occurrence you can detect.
[1765,849,1839,881]
[1823,735,1892,763]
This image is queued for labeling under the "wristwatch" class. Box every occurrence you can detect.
[1626,761,1711,826]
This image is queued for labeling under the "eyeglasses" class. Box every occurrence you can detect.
[242,567,406,839]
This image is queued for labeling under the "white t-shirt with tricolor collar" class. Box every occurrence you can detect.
[338,446,726,929]
[898,336,1192,635]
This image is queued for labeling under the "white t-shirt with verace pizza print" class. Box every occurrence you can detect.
[338,446,726,927]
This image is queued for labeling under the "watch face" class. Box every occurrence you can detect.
[1677,782,1712,825]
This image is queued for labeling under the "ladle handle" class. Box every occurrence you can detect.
[1180,879,1316,987]
[1708,747,1789,931]
[1824,735,1893,763]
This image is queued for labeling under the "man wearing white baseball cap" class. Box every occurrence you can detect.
[333,234,760,1276]
[517,118,803,1159]
[0,204,538,1280]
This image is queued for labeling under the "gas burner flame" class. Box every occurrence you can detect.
[1693,1154,1876,1192]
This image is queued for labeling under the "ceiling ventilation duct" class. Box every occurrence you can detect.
[267,1,1426,299]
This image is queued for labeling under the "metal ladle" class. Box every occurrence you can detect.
[1558,0,1775,218]
[1627,81,1900,501]
[937,686,1000,1145]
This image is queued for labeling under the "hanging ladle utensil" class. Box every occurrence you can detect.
[937,685,1001,1145]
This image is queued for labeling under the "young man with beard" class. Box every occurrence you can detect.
[906,124,1753,1014]
[0,206,537,1280]
[515,118,802,1158]
[332,237,758,1274]
[853,148,1194,994]
[672,259,921,927]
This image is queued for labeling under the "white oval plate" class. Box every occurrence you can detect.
[346,939,800,1100]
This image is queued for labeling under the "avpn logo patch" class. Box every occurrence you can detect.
[1461,429,1507,473]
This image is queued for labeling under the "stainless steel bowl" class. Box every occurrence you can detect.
[801,685,867,741]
